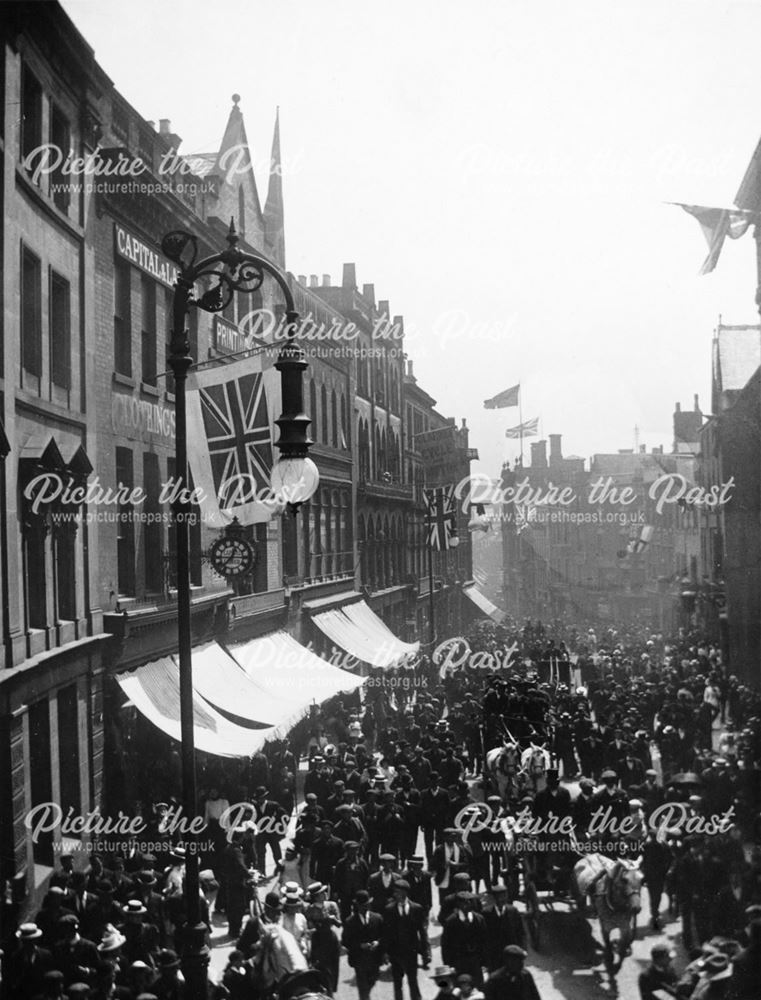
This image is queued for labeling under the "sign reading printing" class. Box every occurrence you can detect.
[214,315,247,355]
[114,223,179,288]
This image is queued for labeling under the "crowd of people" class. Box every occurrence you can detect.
[2,617,759,1000]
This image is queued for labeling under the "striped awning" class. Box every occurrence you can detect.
[462,585,506,623]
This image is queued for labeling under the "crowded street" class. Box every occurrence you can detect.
[8,620,759,999]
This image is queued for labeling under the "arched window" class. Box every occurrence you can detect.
[321,384,328,443]
[331,389,338,447]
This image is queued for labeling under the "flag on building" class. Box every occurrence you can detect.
[186,352,280,527]
[627,524,654,555]
[515,503,537,534]
[484,384,520,409]
[424,485,457,550]
[505,416,539,438]
[674,203,754,274]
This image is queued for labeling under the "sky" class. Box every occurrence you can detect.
[61,0,761,477]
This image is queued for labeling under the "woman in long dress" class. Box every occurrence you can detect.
[304,882,342,992]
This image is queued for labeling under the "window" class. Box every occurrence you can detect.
[321,385,328,443]
[340,395,348,449]
[25,516,47,629]
[164,287,175,393]
[144,452,162,592]
[49,272,71,390]
[58,686,81,818]
[309,380,317,441]
[116,447,135,596]
[331,390,338,447]
[21,66,42,167]
[21,246,42,378]
[141,275,157,385]
[114,259,132,376]
[50,106,71,212]
[55,524,76,621]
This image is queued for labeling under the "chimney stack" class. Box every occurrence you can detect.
[549,433,562,464]
[298,274,307,286]
[407,359,414,377]
[378,299,390,318]
[322,274,331,286]
[159,119,171,135]
[342,263,356,289]
[694,393,700,412]
[362,283,375,306]
[309,275,318,287]
[531,440,548,468]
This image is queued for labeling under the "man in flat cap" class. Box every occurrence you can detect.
[441,891,487,984]
[484,946,539,1000]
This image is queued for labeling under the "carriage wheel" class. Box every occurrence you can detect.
[525,881,541,950]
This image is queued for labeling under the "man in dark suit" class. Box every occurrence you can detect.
[400,856,433,919]
[382,880,430,1000]
[367,853,399,915]
[421,773,450,864]
[66,871,102,941]
[5,923,53,998]
[441,891,487,984]
[332,840,370,919]
[591,769,628,822]
[52,914,100,986]
[618,749,646,790]
[532,769,572,821]
[631,769,664,819]
[343,890,384,1000]
[311,820,345,884]
[484,945,540,1000]
[220,828,252,938]
[483,886,526,971]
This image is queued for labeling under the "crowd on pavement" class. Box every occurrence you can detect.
[2,618,759,1000]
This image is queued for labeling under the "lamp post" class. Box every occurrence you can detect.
[161,221,318,999]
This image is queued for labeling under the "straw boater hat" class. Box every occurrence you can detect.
[429,966,457,981]
[122,900,148,918]
[16,922,43,940]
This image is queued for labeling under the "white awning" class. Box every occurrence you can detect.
[226,631,366,736]
[116,654,277,758]
[462,585,506,623]
[311,600,419,669]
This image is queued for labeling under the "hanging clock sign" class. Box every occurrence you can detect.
[209,535,255,578]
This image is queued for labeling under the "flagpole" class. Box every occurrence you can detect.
[519,383,524,467]
[428,530,435,648]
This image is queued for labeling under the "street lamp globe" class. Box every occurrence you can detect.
[449,535,460,549]
[271,456,320,506]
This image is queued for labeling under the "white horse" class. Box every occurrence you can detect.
[574,853,643,984]
[485,743,523,802]
[521,743,551,793]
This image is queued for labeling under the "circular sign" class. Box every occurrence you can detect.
[209,536,255,578]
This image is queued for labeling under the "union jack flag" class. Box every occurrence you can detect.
[424,485,457,550]
[187,355,279,526]
[200,372,272,508]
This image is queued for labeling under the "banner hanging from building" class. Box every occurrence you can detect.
[186,353,280,526]
[424,485,457,550]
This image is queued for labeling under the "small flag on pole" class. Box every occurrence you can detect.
[505,416,539,439]
[424,485,457,550]
[673,203,754,274]
[484,384,520,409]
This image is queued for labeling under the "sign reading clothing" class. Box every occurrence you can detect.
[114,224,179,288]
[112,391,176,441]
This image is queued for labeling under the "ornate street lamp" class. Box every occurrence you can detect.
[161,221,317,998]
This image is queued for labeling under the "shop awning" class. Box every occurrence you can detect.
[462,584,506,623]
[188,641,298,732]
[227,631,366,733]
[116,654,277,758]
[311,600,419,669]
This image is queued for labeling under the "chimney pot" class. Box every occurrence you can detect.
[694,393,700,410]
[309,274,318,287]
[322,274,331,286]
[342,263,356,289]
[675,401,681,412]
[407,360,414,377]
[159,119,171,135]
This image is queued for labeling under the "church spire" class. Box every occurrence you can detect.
[211,94,264,247]
[263,107,285,267]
